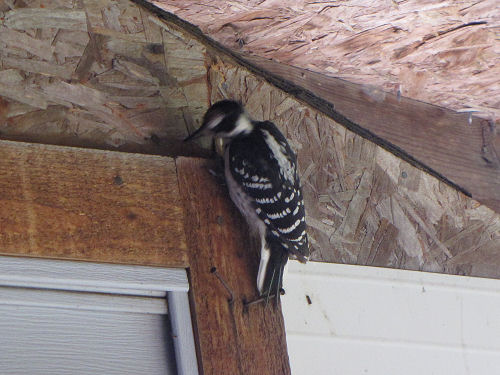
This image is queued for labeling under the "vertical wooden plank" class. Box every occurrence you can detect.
[176,157,290,375]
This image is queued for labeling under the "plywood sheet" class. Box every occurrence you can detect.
[242,54,500,213]
[0,0,499,281]
[0,0,209,156]
[153,0,500,122]
[206,57,500,278]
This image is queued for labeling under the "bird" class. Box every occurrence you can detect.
[184,100,309,303]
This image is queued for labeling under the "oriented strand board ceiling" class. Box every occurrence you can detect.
[0,0,499,279]
[0,0,208,156]
[152,0,500,122]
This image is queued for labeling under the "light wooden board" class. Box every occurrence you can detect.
[0,0,209,157]
[177,157,291,375]
[152,0,500,122]
[243,54,500,212]
[0,140,188,267]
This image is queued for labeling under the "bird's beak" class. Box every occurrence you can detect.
[184,112,225,142]
[183,124,210,142]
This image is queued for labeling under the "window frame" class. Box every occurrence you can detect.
[0,255,199,375]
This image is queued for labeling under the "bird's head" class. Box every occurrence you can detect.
[184,100,253,142]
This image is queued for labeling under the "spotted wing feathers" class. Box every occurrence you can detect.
[228,121,309,260]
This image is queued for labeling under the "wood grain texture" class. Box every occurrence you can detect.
[1,0,498,213]
[0,140,188,267]
[132,0,500,214]
[242,54,500,213]
[0,0,499,281]
[177,157,290,375]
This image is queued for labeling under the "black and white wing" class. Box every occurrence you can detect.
[228,121,309,260]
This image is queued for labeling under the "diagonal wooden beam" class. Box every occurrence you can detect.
[243,54,500,212]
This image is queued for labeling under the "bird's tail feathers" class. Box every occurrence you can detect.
[259,232,289,306]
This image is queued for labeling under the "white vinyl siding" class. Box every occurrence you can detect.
[282,261,500,375]
[1,304,176,375]
[0,256,198,375]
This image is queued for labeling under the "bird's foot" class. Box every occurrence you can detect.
[208,167,226,186]
[207,157,226,186]
[243,288,285,309]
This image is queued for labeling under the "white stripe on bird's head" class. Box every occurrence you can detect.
[230,113,253,135]
[205,113,225,130]
[218,113,254,138]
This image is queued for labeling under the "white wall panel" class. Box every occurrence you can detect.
[282,262,500,375]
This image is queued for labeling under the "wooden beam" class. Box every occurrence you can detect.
[0,140,188,267]
[177,157,291,375]
[243,54,500,213]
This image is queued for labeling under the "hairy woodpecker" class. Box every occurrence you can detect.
[184,100,309,302]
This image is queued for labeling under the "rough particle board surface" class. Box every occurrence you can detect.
[136,0,500,214]
[242,54,500,212]
[0,0,499,282]
[0,0,209,156]
[0,140,188,267]
[1,0,499,214]
[206,57,500,279]
[153,0,500,122]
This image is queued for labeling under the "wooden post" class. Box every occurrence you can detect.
[177,157,291,375]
